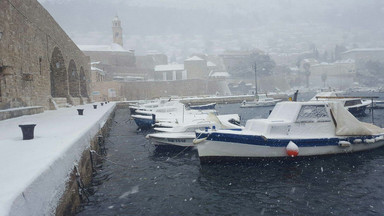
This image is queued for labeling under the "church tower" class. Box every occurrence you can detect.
[112,16,123,47]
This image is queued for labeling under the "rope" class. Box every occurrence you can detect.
[168,146,190,159]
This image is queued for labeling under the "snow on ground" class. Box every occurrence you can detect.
[0,103,116,216]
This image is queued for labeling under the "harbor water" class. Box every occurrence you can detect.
[77,92,384,216]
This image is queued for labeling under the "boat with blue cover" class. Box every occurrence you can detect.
[194,101,384,163]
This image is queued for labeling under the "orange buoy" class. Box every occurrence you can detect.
[286,141,299,157]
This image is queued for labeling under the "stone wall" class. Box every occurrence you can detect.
[90,79,229,101]
[0,0,91,110]
[121,79,229,100]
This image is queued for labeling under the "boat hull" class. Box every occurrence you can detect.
[189,103,216,110]
[240,101,277,108]
[133,117,154,129]
[196,132,384,163]
[129,107,137,115]
[149,133,195,147]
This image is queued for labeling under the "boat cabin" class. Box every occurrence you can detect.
[244,101,336,138]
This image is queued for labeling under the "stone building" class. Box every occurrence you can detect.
[78,16,138,81]
[341,48,384,63]
[154,64,185,81]
[112,15,123,47]
[184,56,208,79]
[0,0,91,110]
[309,60,356,89]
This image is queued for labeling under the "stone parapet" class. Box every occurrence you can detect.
[0,106,45,121]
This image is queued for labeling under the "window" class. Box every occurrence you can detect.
[296,105,330,123]
[344,99,362,106]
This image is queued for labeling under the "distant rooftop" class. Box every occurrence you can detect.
[210,71,230,78]
[185,56,204,61]
[343,48,384,54]
[112,16,120,22]
[91,66,105,75]
[207,61,216,67]
[154,64,184,72]
[219,49,264,56]
[78,43,131,52]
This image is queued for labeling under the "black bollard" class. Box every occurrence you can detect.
[77,109,84,115]
[19,123,37,140]
[93,105,97,109]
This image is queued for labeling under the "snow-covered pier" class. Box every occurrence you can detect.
[0,102,116,216]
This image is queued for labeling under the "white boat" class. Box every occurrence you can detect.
[132,101,214,129]
[194,101,384,163]
[240,94,281,108]
[129,99,170,114]
[367,100,384,109]
[311,92,370,116]
[147,114,242,147]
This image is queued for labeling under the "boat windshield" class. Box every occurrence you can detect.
[296,105,330,123]
[344,99,362,106]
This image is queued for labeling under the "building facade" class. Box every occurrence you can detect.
[0,0,91,110]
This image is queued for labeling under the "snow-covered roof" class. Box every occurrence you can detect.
[78,43,131,52]
[154,64,184,72]
[343,48,384,54]
[207,61,216,67]
[113,16,120,22]
[185,56,204,61]
[91,61,101,65]
[91,66,105,75]
[210,72,230,77]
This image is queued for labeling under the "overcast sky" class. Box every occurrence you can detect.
[38,0,384,56]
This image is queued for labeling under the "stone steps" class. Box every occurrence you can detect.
[52,97,69,108]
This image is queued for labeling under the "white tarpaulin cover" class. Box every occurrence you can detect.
[329,102,384,136]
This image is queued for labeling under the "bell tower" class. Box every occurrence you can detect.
[112,15,123,47]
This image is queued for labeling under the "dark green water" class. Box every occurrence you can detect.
[77,92,384,216]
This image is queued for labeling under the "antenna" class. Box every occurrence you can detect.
[254,62,258,99]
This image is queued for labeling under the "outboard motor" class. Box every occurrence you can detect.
[151,114,156,125]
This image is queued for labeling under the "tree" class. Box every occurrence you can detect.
[232,51,276,78]
[321,73,327,88]
[303,62,311,88]
[334,45,347,61]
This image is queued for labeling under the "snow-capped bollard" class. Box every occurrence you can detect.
[101,102,104,106]
[77,109,84,115]
[93,105,97,109]
[19,123,37,140]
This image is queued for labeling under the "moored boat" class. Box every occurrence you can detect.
[147,114,242,147]
[311,92,370,116]
[188,103,216,110]
[194,101,384,163]
[240,94,281,108]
